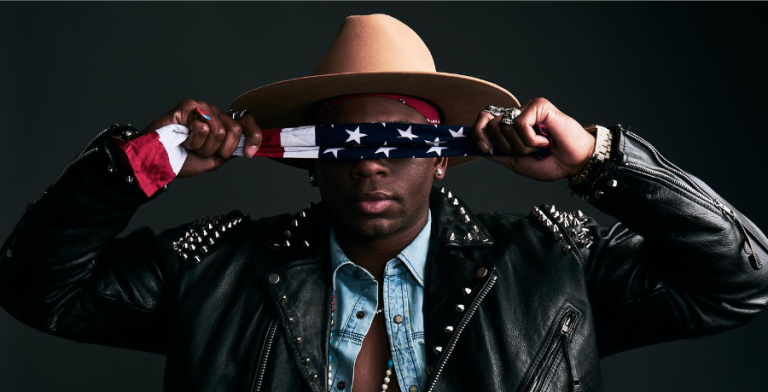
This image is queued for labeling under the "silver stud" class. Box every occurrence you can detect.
[300,210,307,218]
[214,231,220,238]
[227,222,233,229]
[452,198,459,206]
[607,179,618,188]
[286,316,294,324]
[301,357,311,365]
[444,325,454,334]
[447,192,453,199]
[550,225,559,233]
[455,304,466,312]
[594,190,604,199]
[545,220,553,228]
[182,243,189,250]
[531,205,539,215]
[107,164,117,174]
[293,336,302,345]
[284,239,291,247]
[189,244,196,251]
[440,187,446,194]
[434,346,443,354]
[208,238,215,245]
[284,230,291,238]
[278,295,287,304]
[194,255,201,263]
[303,240,310,247]
[464,215,470,223]
[181,253,188,260]
[462,287,472,295]
[549,204,556,214]
[475,267,488,278]
[207,223,214,230]
[292,219,299,227]
[465,233,473,241]
[201,246,209,254]
[202,229,208,236]
[459,207,466,215]
[449,232,456,241]
[308,373,317,382]
[472,225,479,233]
[196,236,202,243]
[562,245,572,253]
[268,273,280,284]
[221,225,227,233]
[125,175,134,183]
[576,210,584,219]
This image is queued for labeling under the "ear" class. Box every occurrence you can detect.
[433,157,449,180]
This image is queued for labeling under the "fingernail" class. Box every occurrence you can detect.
[246,146,258,157]
[479,141,489,152]
[195,108,211,122]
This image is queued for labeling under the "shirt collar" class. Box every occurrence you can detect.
[330,209,432,289]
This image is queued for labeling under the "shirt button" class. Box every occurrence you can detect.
[337,381,346,390]
[393,314,404,324]
[356,311,365,319]
[409,386,418,392]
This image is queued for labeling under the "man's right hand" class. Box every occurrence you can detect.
[141,99,263,178]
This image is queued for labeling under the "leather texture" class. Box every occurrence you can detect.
[2,125,768,392]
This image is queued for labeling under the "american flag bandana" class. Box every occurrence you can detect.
[116,122,553,197]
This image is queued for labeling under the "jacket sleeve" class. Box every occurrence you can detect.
[0,124,186,356]
[567,125,768,358]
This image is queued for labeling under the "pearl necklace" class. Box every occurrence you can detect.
[329,293,395,391]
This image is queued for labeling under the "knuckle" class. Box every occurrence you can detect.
[252,131,263,144]
[213,127,226,138]
[180,98,197,108]
[230,125,243,137]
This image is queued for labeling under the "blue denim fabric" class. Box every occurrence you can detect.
[328,209,431,392]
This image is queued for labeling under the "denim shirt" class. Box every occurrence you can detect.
[329,209,431,392]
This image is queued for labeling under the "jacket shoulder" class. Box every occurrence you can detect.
[169,210,291,263]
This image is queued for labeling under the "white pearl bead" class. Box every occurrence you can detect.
[384,377,391,383]
[386,369,393,376]
[382,384,388,390]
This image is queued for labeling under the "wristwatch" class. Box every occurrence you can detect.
[567,125,613,187]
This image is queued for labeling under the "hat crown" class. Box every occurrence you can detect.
[313,14,437,75]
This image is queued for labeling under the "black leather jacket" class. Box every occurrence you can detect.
[2,124,768,392]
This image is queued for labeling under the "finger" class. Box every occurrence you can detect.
[470,111,495,153]
[485,115,513,153]
[239,112,263,158]
[183,116,209,151]
[197,102,227,158]
[515,98,556,148]
[500,122,538,155]
[215,110,244,159]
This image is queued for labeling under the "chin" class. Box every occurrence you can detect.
[342,216,402,239]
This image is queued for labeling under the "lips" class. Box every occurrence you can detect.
[352,191,395,214]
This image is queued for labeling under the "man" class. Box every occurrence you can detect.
[2,13,767,392]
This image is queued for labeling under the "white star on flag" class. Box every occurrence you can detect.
[427,146,448,156]
[375,147,397,157]
[345,127,367,144]
[323,147,345,158]
[449,127,466,138]
[425,137,446,146]
[397,126,419,140]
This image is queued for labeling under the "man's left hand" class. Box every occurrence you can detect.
[471,97,595,182]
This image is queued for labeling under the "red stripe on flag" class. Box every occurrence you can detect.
[116,131,177,197]
[259,127,285,157]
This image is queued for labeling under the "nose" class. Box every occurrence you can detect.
[350,159,390,179]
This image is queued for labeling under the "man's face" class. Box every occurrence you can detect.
[311,96,447,240]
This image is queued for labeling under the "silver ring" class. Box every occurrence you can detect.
[483,105,513,117]
[228,108,249,120]
[500,107,521,125]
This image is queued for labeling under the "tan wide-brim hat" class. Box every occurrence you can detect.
[229,13,520,169]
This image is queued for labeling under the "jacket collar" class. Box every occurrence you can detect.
[260,186,497,391]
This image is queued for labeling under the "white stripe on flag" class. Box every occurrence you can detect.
[280,125,316,147]
[157,124,190,175]
[283,146,319,158]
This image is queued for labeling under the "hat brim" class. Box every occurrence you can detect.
[229,71,520,169]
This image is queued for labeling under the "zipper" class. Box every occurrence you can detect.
[425,272,498,392]
[252,319,279,392]
[622,131,764,269]
[523,309,579,392]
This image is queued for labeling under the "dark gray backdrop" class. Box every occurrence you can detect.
[2,2,767,391]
